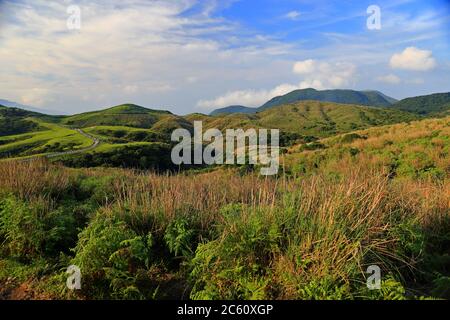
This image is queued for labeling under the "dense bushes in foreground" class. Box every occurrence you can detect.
[0,159,448,300]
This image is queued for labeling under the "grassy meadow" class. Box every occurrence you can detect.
[0,116,448,300]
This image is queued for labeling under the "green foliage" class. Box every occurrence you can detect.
[362,275,407,300]
[297,277,352,300]
[60,143,174,171]
[260,88,396,110]
[341,133,367,144]
[0,195,79,258]
[164,218,196,258]
[392,92,450,116]
[189,206,281,300]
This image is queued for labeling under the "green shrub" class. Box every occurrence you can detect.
[189,207,281,300]
[341,133,367,144]
[0,195,79,258]
[164,218,196,258]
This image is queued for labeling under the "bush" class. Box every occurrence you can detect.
[164,218,196,258]
[0,195,79,258]
[189,206,281,300]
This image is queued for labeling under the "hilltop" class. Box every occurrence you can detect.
[389,92,450,116]
[260,88,397,111]
[202,101,416,138]
[210,105,255,116]
[209,89,399,115]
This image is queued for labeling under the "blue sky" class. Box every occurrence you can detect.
[0,0,449,114]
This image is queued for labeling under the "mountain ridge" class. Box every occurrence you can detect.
[209,88,398,115]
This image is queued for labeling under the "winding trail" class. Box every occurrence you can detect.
[45,128,100,159]
[19,128,100,162]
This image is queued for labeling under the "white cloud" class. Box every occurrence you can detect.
[293,59,356,89]
[293,59,316,74]
[0,0,291,113]
[376,74,401,84]
[390,47,436,71]
[197,83,299,109]
[198,59,358,109]
[284,11,301,20]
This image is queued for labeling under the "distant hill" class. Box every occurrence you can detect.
[389,92,450,116]
[210,105,255,116]
[60,104,186,130]
[0,99,63,115]
[259,89,397,111]
[0,100,418,160]
[0,104,43,136]
[200,101,416,138]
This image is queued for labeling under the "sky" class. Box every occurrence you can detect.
[0,0,449,115]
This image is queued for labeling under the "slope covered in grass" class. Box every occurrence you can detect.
[259,88,397,111]
[0,116,448,300]
[390,92,450,116]
[0,119,93,159]
[61,104,178,129]
[201,101,417,138]
[285,116,450,180]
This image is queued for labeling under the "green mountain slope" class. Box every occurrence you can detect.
[61,104,175,128]
[390,92,450,116]
[210,105,255,115]
[0,105,43,136]
[201,101,416,138]
[259,88,397,111]
[0,100,418,161]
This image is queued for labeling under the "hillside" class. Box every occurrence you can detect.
[210,105,255,115]
[285,115,450,180]
[0,99,62,115]
[0,115,448,300]
[0,100,417,161]
[61,104,174,128]
[202,101,416,138]
[390,92,450,116]
[259,88,397,111]
[0,105,43,136]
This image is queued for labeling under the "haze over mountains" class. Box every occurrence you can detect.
[0,99,64,116]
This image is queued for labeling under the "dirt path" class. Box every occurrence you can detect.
[19,128,100,162]
[46,128,100,159]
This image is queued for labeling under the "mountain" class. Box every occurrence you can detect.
[0,104,43,136]
[210,105,255,116]
[259,89,398,111]
[389,92,450,116]
[0,100,417,160]
[0,99,63,115]
[199,101,416,138]
[61,103,192,132]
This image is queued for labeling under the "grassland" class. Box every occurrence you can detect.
[0,101,418,165]
[0,116,448,300]
[0,119,93,159]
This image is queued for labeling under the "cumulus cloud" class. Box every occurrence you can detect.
[0,0,293,113]
[376,74,401,84]
[197,59,357,110]
[390,47,436,71]
[197,83,299,109]
[293,59,356,89]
